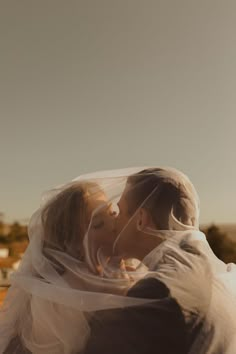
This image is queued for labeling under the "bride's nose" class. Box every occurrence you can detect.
[109,210,117,217]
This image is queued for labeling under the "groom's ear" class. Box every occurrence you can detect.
[136,208,151,230]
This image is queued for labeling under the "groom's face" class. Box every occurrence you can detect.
[114,181,159,259]
[115,185,132,234]
[114,184,141,258]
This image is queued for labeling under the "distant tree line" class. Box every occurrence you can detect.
[0,221,28,244]
[203,225,236,263]
[0,217,235,263]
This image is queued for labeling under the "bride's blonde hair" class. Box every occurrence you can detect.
[41,181,99,263]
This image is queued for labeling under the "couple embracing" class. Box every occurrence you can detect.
[1,167,236,353]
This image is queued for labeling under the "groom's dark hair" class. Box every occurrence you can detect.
[126,168,198,229]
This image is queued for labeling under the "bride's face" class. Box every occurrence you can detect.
[85,192,117,273]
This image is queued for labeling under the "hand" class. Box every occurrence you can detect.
[101,256,135,280]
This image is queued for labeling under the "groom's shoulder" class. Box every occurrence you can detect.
[127,277,171,299]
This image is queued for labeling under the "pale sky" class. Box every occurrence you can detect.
[0,0,236,224]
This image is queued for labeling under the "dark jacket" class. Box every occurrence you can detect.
[83,278,192,354]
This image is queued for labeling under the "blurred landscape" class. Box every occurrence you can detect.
[200,224,236,263]
[0,214,235,305]
[0,216,29,305]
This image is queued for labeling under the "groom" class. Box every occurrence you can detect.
[83,168,234,354]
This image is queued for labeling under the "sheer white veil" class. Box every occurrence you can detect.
[0,166,235,354]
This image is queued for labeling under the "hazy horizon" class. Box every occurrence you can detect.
[1,1,236,225]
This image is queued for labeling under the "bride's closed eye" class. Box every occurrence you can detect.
[93,220,105,229]
[92,203,116,229]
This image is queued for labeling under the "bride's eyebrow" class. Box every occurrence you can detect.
[91,202,113,221]
[92,205,111,219]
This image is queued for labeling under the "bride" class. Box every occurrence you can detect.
[0,175,138,354]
